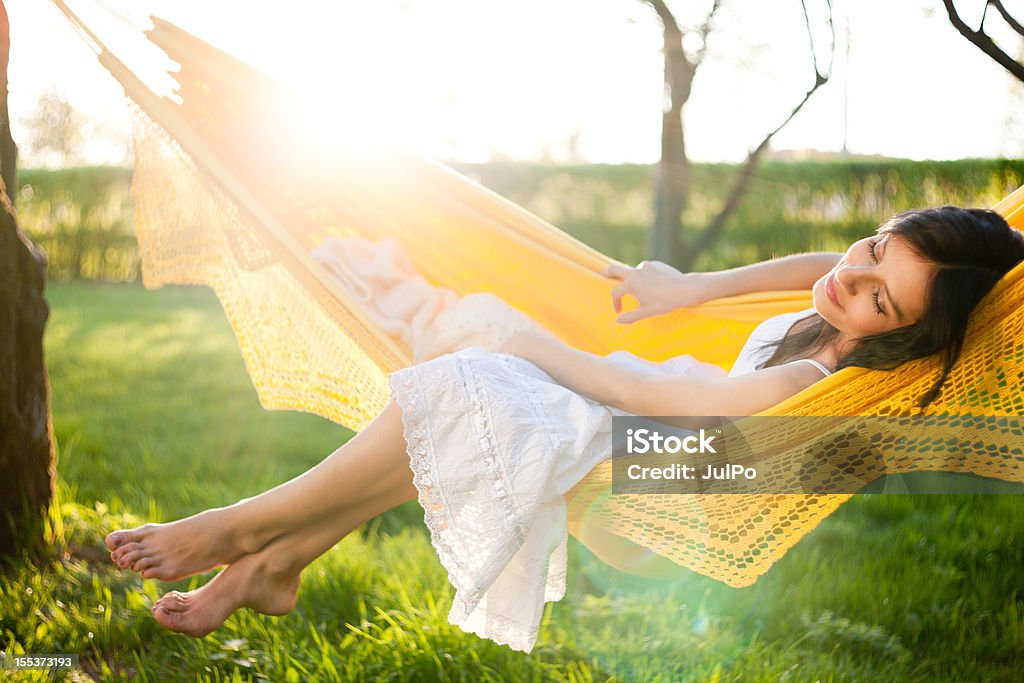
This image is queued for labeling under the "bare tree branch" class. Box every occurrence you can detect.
[800,0,835,79]
[990,0,1024,38]
[640,0,834,268]
[680,0,834,269]
[693,0,722,66]
[687,77,827,262]
[943,0,1024,82]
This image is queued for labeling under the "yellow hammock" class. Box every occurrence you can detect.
[54,3,1024,588]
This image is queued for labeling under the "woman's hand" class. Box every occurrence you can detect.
[600,260,720,324]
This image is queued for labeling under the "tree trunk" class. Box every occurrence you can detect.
[647,0,694,268]
[0,0,55,563]
[643,0,831,271]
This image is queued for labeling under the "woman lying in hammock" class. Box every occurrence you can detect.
[105,205,1023,653]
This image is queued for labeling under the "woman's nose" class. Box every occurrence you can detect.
[835,264,868,293]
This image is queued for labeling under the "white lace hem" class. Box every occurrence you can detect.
[388,351,571,653]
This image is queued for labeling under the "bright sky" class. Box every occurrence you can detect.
[6,0,1024,166]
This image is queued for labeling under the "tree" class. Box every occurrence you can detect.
[20,88,88,167]
[943,0,1024,83]
[643,0,834,270]
[1002,37,1024,156]
[0,0,56,561]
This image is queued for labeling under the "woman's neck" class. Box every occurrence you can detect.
[814,331,854,372]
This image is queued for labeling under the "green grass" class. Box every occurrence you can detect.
[3,280,1024,681]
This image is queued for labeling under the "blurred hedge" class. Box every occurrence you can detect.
[454,158,1024,270]
[14,159,1024,282]
[17,166,136,282]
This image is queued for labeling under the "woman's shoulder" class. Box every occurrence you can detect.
[729,307,819,378]
[775,358,832,386]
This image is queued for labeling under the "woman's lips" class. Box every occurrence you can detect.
[826,272,842,309]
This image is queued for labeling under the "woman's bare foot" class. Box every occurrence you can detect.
[106,507,269,582]
[151,550,301,637]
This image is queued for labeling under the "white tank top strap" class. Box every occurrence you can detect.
[728,307,820,378]
[792,358,832,377]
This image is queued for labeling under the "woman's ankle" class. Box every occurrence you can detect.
[212,505,280,558]
[244,533,309,581]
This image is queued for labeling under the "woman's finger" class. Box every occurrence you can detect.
[610,282,630,314]
[601,262,633,280]
[616,308,648,325]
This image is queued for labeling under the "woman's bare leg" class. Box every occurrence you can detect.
[108,398,417,581]
[147,465,419,636]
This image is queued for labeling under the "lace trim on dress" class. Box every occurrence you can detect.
[388,365,479,599]
[459,352,529,546]
[387,353,564,653]
[454,606,544,653]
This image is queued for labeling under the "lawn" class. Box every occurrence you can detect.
[2,280,1023,681]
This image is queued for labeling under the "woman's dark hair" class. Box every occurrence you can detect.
[758,205,1024,409]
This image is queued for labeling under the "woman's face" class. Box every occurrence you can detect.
[813,232,934,340]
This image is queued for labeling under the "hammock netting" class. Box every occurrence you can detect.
[59,6,1024,588]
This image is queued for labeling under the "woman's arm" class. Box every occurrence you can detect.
[602,252,842,324]
[499,330,822,417]
[623,362,820,417]
[701,252,843,297]
[498,331,646,411]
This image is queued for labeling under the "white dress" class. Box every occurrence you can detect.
[311,236,831,653]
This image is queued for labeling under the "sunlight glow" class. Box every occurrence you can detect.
[9,0,1024,166]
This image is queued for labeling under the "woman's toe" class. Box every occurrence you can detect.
[160,591,189,608]
[132,556,156,572]
[106,528,142,551]
[112,542,142,563]
[105,530,127,551]
[119,549,145,569]
[153,604,187,630]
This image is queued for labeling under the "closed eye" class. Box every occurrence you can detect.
[869,239,885,315]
